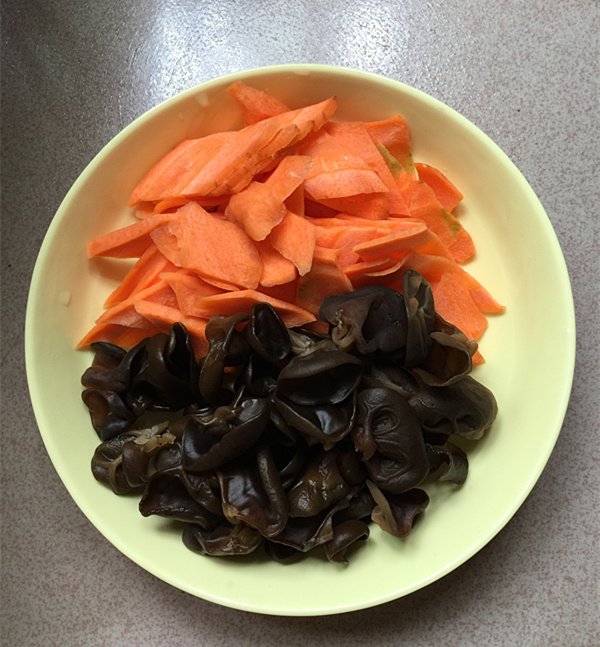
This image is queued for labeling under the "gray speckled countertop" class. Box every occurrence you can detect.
[2,1,599,645]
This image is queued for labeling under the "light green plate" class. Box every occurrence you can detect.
[25,65,575,616]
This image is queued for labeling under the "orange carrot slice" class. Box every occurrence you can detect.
[268,210,316,276]
[212,98,338,196]
[265,155,312,200]
[189,290,315,328]
[414,163,463,212]
[254,239,298,287]
[160,269,224,315]
[227,81,290,125]
[364,116,416,176]
[324,122,409,216]
[96,280,178,328]
[166,202,263,290]
[431,272,489,341]
[284,184,305,216]
[225,181,287,241]
[354,221,454,263]
[343,257,398,286]
[88,212,177,259]
[395,169,475,263]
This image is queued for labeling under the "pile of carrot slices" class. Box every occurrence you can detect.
[80,82,504,363]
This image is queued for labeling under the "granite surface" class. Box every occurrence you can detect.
[1,1,599,645]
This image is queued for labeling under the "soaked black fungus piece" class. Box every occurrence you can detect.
[182,520,262,556]
[277,349,363,406]
[408,375,498,440]
[139,472,222,528]
[91,431,140,494]
[426,442,469,485]
[83,388,137,441]
[410,314,477,386]
[182,393,270,472]
[217,457,287,538]
[245,302,291,365]
[272,390,357,450]
[366,481,430,538]
[402,269,436,367]
[324,520,370,564]
[319,285,408,355]
[199,313,250,404]
[286,450,350,518]
[352,388,429,494]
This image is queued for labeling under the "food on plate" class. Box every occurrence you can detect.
[80,82,504,364]
[82,275,498,564]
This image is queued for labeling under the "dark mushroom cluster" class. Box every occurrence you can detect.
[81,270,497,564]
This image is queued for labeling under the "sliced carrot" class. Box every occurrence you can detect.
[300,130,388,200]
[343,256,398,286]
[96,280,178,328]
[104,245,178,307]
[225,181,287,241]
[254,239,298,287]
[189,290,315,328]
[296,246,354,315]
[114,325,162,347]
[160,269,224,316]
[414,163,463,212]
[129,133,233,205]
[227,81,290,125]
[395,169,475,263]
[364,116,416,176]
[88,212,177,259]
[431,272,489,341]
[166,202,263,290]
[265,155,312,201]
[324,122,409,216]
[213,98,338,196]
[316,192,389,220]
[133,300,210,360]
[257,278,299,305]
[304,199,340,218]
[135,202,155,219]
[268,210,316,276]
[353,221,454,263]
[315,225,391,268]
[284,184,305,216]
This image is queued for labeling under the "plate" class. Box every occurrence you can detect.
[25,65,575,615]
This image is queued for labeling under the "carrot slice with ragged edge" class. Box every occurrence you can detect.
[324,121,410,216]
[87,211,178,259]
[364,116,416,176]
[225,181,287,241]
[254,239,298,287]
[395,168,475,263]
[96,280,178,328]
[304,199,340,219]
[430,272,489,341]
[315,192,389,220]
[414,163,463,213]
[343,256,398,286]
[268,210,316,276]
[353,221,454,263]
[212,97,338,196]
[265,155,313,201]
[166,202,263,290]
[227,81,290,125]
[296,247,354,315]
[133,300,210,360]
[189,290,315,328]
[103,245,178,307]
[160,269,224,316]
[300,129,388,200]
